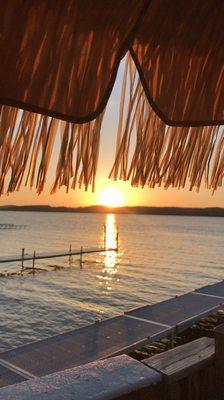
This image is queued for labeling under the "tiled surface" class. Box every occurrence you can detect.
[1,284,224,387]
[0,364,27,388]
[0,355,162,400]
[125,292,224,327]
[0,316,166,377]
[196,281,224,298]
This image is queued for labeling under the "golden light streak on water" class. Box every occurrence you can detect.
[104,214,118,269]
[97,214,120,292]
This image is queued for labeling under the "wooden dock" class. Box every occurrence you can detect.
[0,280,224,388]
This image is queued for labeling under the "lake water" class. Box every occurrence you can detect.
[0,211,223,352]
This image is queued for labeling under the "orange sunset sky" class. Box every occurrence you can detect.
[0,63,224,209]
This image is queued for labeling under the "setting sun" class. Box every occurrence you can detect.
[98,188,125,207]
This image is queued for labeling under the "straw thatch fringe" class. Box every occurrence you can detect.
[1,53,224,195]
[109,56,224,192]
[0,105,104,195]
[51,112,104,193]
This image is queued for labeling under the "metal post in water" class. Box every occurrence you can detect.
[80,246,83,269]
[32,251,36,274]
[69,244,72,264]
[21,248,25,272]
[103,224,106,249]
[116,227,119,251]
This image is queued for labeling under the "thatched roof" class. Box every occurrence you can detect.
[0,0,223,194]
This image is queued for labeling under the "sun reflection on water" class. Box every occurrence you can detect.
[97,214,121,293]
[103,214,118,270]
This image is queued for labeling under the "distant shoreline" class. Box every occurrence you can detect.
[1,205,224,217]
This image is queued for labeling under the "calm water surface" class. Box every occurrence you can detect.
[0,211,223,352]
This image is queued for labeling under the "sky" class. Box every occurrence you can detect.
[1,63,224,208]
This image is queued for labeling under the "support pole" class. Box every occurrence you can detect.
[32,251,36,274]
[103,224,106,249]
[21,248,25,272]
[69,244,72,264]
[214,323,224,398]
[116,227,119,251]
[80,246,83,269]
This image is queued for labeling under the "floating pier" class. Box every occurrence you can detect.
[0,224,26,230]
[0,246,116,265]
[0,280,224,388]
[0,218,119,276]
[0,245,118,276]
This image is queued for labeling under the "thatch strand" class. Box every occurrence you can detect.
[0,105,104,195]
[109,56,224,192]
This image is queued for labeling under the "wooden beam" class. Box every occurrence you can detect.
[143,337,214,383]
[214,324,224,399]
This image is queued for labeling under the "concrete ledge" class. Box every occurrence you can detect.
[0,355,162,400]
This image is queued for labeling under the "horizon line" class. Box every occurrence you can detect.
[1,204,224,210]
